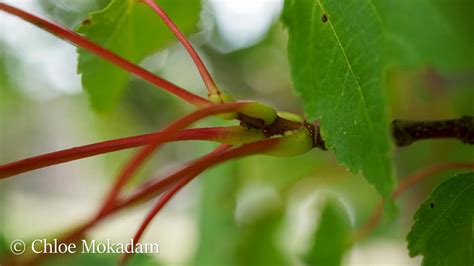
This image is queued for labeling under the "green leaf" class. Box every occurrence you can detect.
[76,0,201,111]
[304,198,351,266]
[406,172,474,266]
[373,0,474,70]
[282,0,394,196]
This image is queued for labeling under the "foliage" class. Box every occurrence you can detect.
[282,0,393,197]
[282,0,474,198]
[373,0,474,70]
[407,172,474,266]
[282,0,473,265]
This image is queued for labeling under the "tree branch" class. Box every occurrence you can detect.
[313,116,473,149]
[391,116,473,146]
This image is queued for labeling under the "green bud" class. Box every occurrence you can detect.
[238,101,277,126]
[277,111,304,123]
[209,91,234,104]
[264,127,313,157]
[209,94,221,104]
[215,112,239,120]
[220,91,234,103]
[209,91,238,120]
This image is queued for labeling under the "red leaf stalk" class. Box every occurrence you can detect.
[0,3,210,107]
[143,0,221,96]
[0,126,263,179]
[22,138,278,266]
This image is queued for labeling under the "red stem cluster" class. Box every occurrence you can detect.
[21,138,278,266]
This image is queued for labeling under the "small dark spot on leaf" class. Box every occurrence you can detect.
[81,18,91,25]
[430,203,434,209]
[321,14,328,23]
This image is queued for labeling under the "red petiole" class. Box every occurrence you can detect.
[0,2,313,265]
[0,3,308,264]
[0,126,263,179]
[23,138,279,266]
[142,0,221,98]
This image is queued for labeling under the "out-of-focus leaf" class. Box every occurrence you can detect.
[240,151,327,192]
[373,0,474,70]
[282,0,394,197]
[304,199,351,266]
[76,0,201,111]
[194,146,290,266]
[39,0,110,28]
[406,172,474,266]
[193,161,240,266]
[0,235,8,261]
[236,200,289,266]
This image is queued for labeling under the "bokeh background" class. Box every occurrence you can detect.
[0,0,472,265]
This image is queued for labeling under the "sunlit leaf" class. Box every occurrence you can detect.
[76,0,200,111]
[282,0,394,196]
[406,172,474,266]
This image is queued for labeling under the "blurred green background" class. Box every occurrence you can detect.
[0,0,472,265]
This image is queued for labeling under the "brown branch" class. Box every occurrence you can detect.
[391,116,473,146]
[312,116,473,149]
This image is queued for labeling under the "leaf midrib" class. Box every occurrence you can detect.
[315,0,374,134]
[314,0,385,178]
